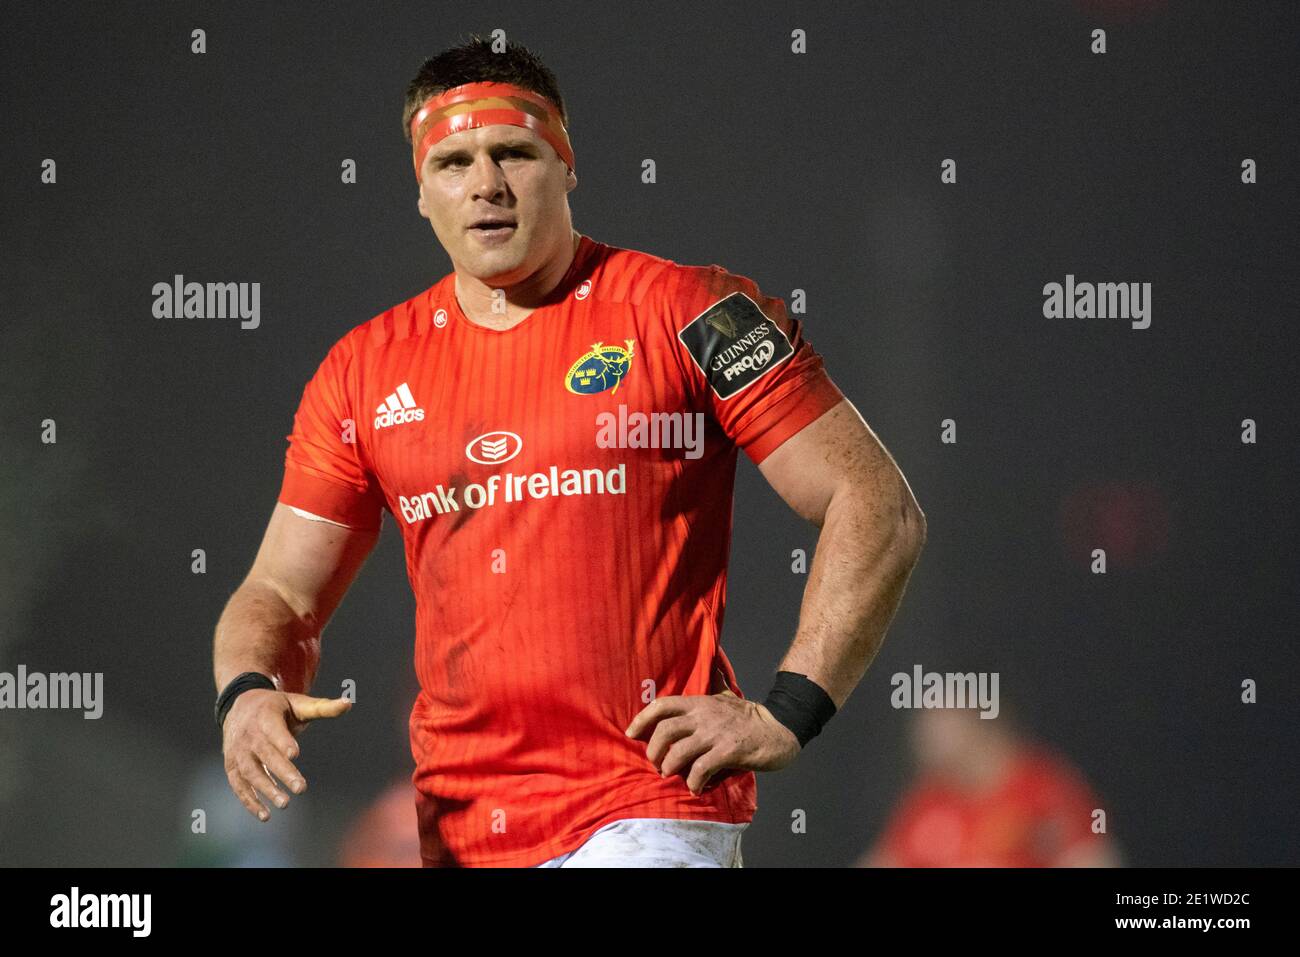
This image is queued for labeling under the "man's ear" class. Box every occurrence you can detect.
[417,194,428,219]
[565,168,577,194]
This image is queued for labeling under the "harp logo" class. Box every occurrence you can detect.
[706,311,737,338]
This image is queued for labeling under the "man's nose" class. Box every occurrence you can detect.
[469,154,508,201]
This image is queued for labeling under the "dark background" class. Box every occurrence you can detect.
[1,0,1296,867]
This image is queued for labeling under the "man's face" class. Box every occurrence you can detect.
[912,707,980,775]
[415,124,576,283]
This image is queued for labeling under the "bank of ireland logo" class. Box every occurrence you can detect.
[466,431,522,465]
[564,339,636,395]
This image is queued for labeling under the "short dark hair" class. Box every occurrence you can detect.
[401,34,569,145]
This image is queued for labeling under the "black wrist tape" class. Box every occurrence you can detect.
[761,671,837,749]
[215,672,277,731]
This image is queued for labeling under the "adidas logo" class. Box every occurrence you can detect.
[374,382,425,430]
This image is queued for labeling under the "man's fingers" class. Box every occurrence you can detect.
[265,724,301,764]
[288,694,352,723]
[258,740,306,796]
[226,764,270,822]
[685,752,724,794]
[238,751,290,810]
[644,715,694,769]
[660,732,712,781]
[624,695,687,739]
[220,692,329,821]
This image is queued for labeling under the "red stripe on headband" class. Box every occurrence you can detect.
[410,81,574,179]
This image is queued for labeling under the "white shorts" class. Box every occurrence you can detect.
[535,818,748,868]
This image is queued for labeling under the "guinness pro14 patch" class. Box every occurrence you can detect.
[677,292,795,400]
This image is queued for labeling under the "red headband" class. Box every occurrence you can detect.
[409,81,574,179]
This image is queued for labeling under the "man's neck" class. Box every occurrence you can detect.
[454,230,581,331]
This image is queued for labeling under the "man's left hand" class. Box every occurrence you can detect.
[624,689,800,794]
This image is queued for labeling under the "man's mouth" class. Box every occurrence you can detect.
[467,219,517,245]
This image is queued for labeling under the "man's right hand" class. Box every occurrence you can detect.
[221,688,352,822]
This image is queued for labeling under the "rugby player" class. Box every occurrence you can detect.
[212,36,926,867]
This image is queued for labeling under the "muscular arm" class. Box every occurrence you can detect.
[213,503,379,694]
[212,502,380,821]
[625,398,924,792]
[757,398,926,709]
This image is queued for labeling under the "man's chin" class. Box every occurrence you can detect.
[460,247,526,283]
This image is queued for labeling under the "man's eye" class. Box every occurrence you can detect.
[441,152,525,168]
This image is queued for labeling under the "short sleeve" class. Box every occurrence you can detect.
[277,332,385,531]
[662,264,843,464]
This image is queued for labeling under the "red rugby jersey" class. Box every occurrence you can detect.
[277,233,844,866]
[877,747,1103,867]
